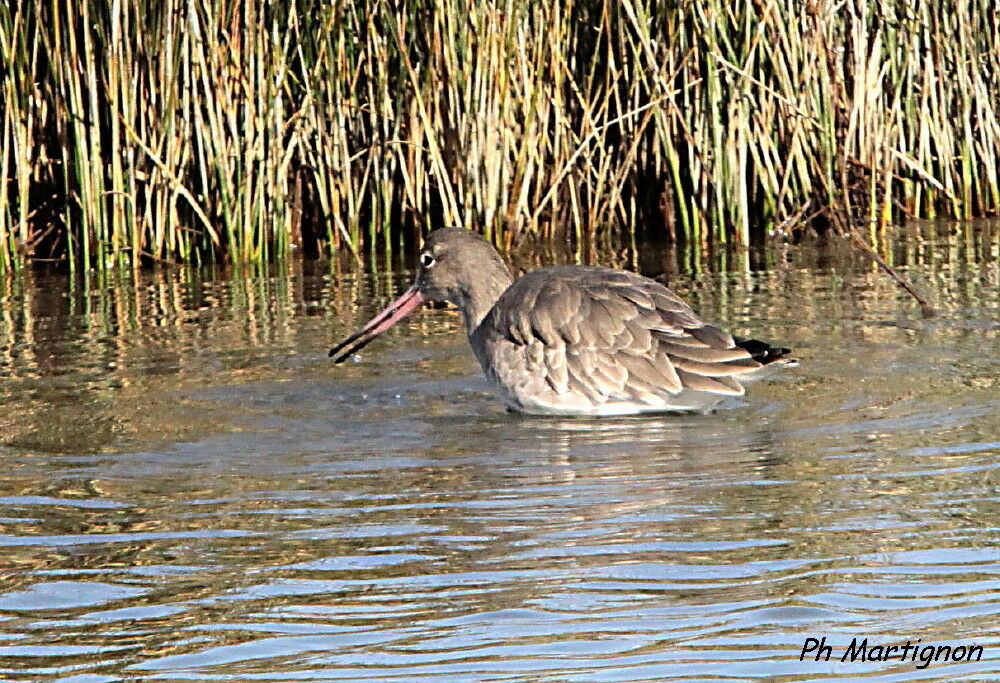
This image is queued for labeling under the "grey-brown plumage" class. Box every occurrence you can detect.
[330,228,796,415]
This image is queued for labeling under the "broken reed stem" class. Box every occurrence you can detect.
[845,224,935,315]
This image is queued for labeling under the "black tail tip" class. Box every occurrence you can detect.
[734,336,794,365]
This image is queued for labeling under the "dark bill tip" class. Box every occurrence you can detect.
[328,285,424,364]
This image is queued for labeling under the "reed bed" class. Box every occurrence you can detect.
[1,0,998,272]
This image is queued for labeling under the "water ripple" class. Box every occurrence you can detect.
[2,233,999,679]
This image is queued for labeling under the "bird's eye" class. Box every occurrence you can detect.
[420,253,436,268]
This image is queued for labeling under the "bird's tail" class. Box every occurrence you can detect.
[733,336,798,368]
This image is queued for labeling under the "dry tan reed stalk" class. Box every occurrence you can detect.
[0,0,998,272]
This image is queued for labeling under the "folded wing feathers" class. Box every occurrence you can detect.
[543,347,569,394]
[624,316,654,354]
[612,284,655,310]
[495,267,767,401]
[688,323,736,349]
[670,356,761,377]
[659,341,753,363]
[620,353,683,394]
[588,351,630,394]
[674,369,745,395]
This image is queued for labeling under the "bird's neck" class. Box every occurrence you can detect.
[459,271,513,336]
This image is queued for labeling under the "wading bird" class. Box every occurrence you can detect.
[331,228,795,415]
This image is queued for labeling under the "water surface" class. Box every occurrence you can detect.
[1,223,998,680]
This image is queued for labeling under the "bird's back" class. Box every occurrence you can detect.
[470,265,793,415]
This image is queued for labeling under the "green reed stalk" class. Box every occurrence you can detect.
[1,0,998,272]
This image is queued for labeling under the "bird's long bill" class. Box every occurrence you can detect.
[329,285,425,363]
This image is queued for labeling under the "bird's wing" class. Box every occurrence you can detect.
[484,266,762,406]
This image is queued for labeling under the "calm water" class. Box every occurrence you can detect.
[1,224,998,681]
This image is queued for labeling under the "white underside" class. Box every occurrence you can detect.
[506,402,714,416]
[503,388,736,416]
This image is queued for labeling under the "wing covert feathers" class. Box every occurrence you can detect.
[479,266,784,409]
